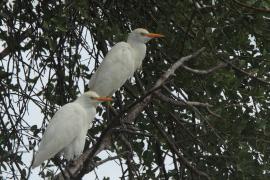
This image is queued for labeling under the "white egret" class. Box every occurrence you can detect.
[88,28,164,96]
[32,91,112,168]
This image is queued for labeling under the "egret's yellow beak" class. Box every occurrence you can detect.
[144,33,164,38]
[94,97,113,102]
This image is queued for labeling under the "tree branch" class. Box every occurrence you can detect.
[220,57,270,85]
[233,0,270,13]
[182,63,226,74]
[94,152,128,167]
[152,47,206,90]
[145,108,210,180]
[154,92,213,108]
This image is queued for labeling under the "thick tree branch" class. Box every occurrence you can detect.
[53,47,206,179]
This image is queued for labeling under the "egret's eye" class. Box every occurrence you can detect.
[140,32,146,36]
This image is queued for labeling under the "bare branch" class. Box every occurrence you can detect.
[182,63,226,74]
[152,47,206,90]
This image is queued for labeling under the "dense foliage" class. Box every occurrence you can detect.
[1,0,270,179]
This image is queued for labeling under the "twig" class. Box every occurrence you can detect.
[145,108,211,180]
[169,112,205,148]
[233,0,270,13]
[154,92,213,108]
[81,151,130,175]
[112,128,155,138]
[0,29,33,60]
[206,107,224,120]
[162,85,224,141]
[94,152,129,167]
[220,57,270,85]
[119,135,139,179]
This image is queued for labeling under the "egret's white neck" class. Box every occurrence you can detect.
[127,39,146,70]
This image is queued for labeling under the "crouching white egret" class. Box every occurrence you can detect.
[88,28,164,96]
[32,91,112,168]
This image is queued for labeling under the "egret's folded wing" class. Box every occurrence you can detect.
[88,42,135,96]
[32,103,85,168]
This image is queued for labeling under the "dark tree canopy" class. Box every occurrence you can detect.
[1,0,270,179]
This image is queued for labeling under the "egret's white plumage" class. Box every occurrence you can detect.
[32,91,112,168]
[88,28,163,96]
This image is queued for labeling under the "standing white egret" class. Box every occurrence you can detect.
[88,28,164,96]
[32,91,112,168]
